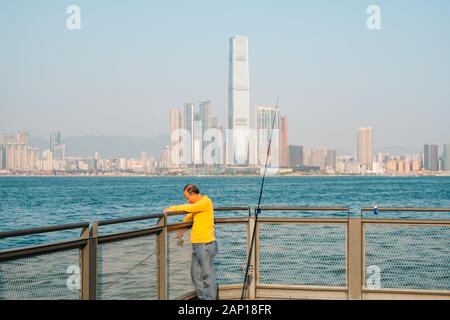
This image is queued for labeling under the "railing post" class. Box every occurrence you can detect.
[347,217,363,300]
[245,210,257,299]
[80,222,98,300]
[157,214,168,300]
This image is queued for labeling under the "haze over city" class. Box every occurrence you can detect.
[1,0,450,153]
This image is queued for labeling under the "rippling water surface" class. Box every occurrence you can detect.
[1,176,449,298]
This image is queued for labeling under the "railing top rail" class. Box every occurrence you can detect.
[257,217,349,224]
[361,207,450,212]
[165,206,250,217]
[0,238,88,261]
[362,218,450,225]
[214,206,251,211]
[2,206,449,241]
[0,222,90,239]
[98,226,165,244]
[97,213,163,226]
[259,206,349,211]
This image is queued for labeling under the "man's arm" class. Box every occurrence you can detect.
[164,205,195,222]
[163,203,200,238]
[165,198,207,221]
[165,200,204,214]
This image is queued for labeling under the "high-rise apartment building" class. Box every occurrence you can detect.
[50,131,61,154]
[287,145,303,168]
[169,109,182,167]
[326,149,337,170]
[357,127,373,167]
[279,116,288,167]
[255,106,279,166]
[424,144,439,171]
[443,144,450,172]
[183,103,195,164]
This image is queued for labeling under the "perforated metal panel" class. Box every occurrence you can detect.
[258,223,347,287]
[167,229,195,299]
[0,249,81,300]
[215,223,247,285]
[97,235,157,299]
[364,224,450,291]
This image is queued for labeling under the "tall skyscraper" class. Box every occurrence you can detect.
[0,144,5,169]
[198,100,212,163]
[255,106,279,166]
[170,109,181,133]
[279,116,288,167]
[357,127,373,167]
[193,111,203,164]
[184,103,195,163]
[49,131,66,161]
[444,144,450,172]
[326,149,337,170]
[50,131,61,154]
[199,101,211,133]
[227,36,250,165]
[226,36,250,165]
[424,144,439,171]
[287,145,303,168]
[228,36,249,130]
[53,144,66,161]
[169,109,182,167]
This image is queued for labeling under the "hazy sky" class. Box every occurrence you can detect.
[1,0,449,152]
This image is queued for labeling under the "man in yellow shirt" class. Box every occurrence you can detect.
[164,184,218,300]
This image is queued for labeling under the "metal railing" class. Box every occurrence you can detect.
[0,206,449,300]
[359,207,450,300]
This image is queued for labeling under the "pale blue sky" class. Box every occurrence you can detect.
[0,0,449,152]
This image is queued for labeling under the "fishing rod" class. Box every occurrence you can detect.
[241,97,279,300]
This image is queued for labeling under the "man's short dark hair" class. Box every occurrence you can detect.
[183,184,200,195]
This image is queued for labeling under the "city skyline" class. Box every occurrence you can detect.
[2,127,450,175]
[1,1,450,152]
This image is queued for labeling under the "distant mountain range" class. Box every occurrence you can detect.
[30,134,170,159]
[334,146,420,157]
[28,135,421,159]
[373,146,420,156]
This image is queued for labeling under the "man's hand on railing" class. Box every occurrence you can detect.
[176,228,186,239]
[176,228,189,247]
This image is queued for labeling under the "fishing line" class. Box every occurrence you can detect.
[102,232,185,290]
[241,97,279,300]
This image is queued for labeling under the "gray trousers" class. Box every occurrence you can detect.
[191,241,218,300]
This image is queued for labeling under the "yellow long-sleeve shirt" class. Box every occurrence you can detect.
[167,195,215,244]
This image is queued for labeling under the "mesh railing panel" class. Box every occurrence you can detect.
[97,235,157,299]
[0,249,81,299]
[215,223,247,285]
[167,229,195,299]
[258,223,347,286]
[364,224,450,291]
